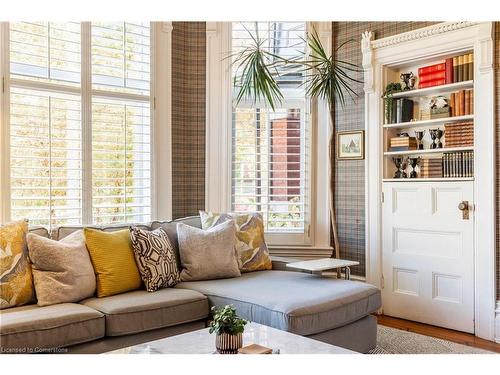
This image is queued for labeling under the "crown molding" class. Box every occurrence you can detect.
[160,22,172,33]
[371,22,478,49]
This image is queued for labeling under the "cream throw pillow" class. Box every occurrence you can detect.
[27,230,96,306]
[177,221,240,282]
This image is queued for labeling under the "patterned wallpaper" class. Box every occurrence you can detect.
[171,22,206,219]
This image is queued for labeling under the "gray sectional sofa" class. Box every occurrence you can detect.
[0,216,381,354]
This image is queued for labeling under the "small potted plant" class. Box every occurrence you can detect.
[209,305,248,354]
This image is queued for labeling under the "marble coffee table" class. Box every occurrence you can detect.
[108,322,355,354]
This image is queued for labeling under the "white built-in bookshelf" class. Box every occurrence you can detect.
[362,22,496,339]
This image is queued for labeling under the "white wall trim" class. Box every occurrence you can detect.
[205,22,231,213]
[495,301,500,343]
[153,21,173,220]
[311,21,333,250]
[0,22,10,224]
[363,21,496,341]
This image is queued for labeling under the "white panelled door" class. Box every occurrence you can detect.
[382,181,474,333]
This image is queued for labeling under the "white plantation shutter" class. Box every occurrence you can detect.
[6,22,152,227]
[10,22,81,86]
[231,22,310,239]
[9,22,82,226]
[91,22,151,224]
[91,22,150,95]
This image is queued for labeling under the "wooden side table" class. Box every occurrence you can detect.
[286,258,360,280]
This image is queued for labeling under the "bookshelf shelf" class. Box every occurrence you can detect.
[383,114,474,129]
[390,80,473,99]
[384,146,473,157]
[382,177,474,182]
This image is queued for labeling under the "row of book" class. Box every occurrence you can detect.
[387,98,414,124]
[443,151,474,178]
[417,152,474,178]
[450,90,474,116]
[417,53,474,89]
[444,121,474,148]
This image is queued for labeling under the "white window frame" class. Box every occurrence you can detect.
[0,21,172,225]
[206,21,332,252]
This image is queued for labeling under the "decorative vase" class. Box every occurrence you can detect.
[215,332,243,354]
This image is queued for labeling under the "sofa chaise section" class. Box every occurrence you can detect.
[0,303,105,352]
[175,270,381,352]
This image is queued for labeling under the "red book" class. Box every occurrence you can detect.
[419,71,446,84]
[445,58,454,84]
[419,79,446,89]
[418,63,446,76]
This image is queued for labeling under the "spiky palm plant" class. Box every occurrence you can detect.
[232,25,362,259]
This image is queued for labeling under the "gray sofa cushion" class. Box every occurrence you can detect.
[81,288,209,336]
[0,303,104,351]
[54,223,151,241]
[175,270,381,336]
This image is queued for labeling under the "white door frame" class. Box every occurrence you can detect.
[362,22,496,340]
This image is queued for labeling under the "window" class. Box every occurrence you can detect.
[231,22,310,240]
[91,22,151,224]
[6,22,152,227]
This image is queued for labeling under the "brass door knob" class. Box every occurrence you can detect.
[458,201,469,220]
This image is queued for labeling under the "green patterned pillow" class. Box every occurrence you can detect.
[199,211,272,272]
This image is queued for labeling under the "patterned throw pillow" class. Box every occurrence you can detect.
[129,227,181,292]
[200,211,272,272]
[0,219,35,309]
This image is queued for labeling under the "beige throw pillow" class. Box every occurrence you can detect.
[27,230,96,306]
[177,221,240,282]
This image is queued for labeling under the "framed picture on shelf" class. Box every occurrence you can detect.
[337,130,364,160]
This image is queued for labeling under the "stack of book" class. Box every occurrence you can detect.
[444,121,474,147]
[420,158,443,178]
[450,90,474,116]
[390,136,417,151]
[443,151,474,178]
[417,53,474,89]
[388,98,414,124]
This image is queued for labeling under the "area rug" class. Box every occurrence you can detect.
[369,325,493,354]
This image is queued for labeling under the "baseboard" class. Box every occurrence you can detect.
[495,301,500,343]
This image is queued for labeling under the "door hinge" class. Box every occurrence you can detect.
[153,96,156,110]
[381,192,384,203]
[381,274,385,289]
[307,224,311,238]
[2,77,4,94]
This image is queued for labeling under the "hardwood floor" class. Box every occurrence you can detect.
[376,314,500,353]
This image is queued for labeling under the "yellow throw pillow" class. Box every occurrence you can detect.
[0,219,35,309]
[84,228,142,297]
[200,211,272,272]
